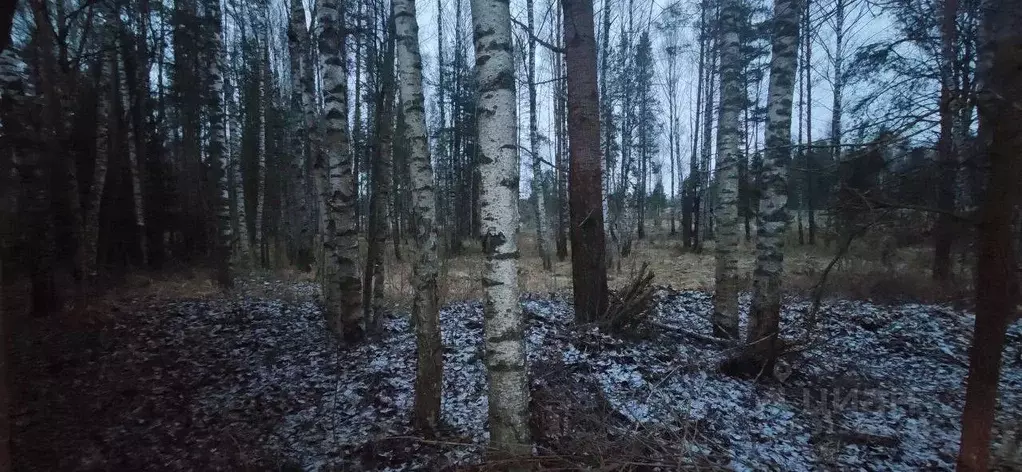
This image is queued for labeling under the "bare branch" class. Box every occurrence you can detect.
[510,16,565,54]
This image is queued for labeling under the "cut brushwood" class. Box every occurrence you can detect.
[600,263,656,334]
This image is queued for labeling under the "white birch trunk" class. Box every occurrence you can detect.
[83,47,113,283]
[254,41,268,267]
[394,0,443,434]
[712,0,743,340]
[207,0,232,287]
[118,45,147,266]
[228,73,250,259]
[318,0,363,341]
[526,0,554,271]
[470,0,532,456]
[742,0,800,374]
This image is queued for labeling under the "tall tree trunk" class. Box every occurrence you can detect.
[828,0,844,245]
[365,5,396,333]
[435,0,447,249]
[119,43,147,267]
[933,0,959,282]
[956,4,1021,470]
[318,0,363,341]
[554,1,568,261]
[564,0,610,324]
[689,2,706,250]
[712,0,742,340]
[599,0,614,268]
[667,44,678,237]
[527,0,554,270]
[804,0,816,245]
[700,9,717,245]
[471,0,532,457]
[302,4,324,277]
[207,0,232,287]
[229,73,250,261]
[288,0,312,270]
[83,47,114,284]
[26,0,61,315]
[829,0,843,164]
[254,40,268,267]
[738,0,800,376]
[0,48,25,472]
[351,3,364,234]
[394,0,442,435]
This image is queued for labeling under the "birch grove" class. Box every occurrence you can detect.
[0,0,1018,469]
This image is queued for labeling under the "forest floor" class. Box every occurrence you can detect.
[12,255,1022,471]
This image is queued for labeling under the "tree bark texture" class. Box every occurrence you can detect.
[712,0,743,340]
[956,3,1021,469]
[563,0,610,324]
[207,0,232,288]
[472,0,533,456]
[742,0,800,375]
[365,5,396,333]
[394,0,443,435]
[318,0,363,341]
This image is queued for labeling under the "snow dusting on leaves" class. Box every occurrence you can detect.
[13,276,1022,471]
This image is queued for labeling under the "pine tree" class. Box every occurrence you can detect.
[956,1,1022,468]
[633,31,660,238]
[563,0,610,324]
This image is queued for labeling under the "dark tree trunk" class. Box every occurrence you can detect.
[932,0,959,283]
[563,0,608,324]
[364,4,396,332]
[956,16,1021,472]
[803,0,815,246]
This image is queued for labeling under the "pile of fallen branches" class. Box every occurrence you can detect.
[600,263,656,335]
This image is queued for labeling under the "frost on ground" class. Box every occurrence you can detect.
[13,276,1022,471]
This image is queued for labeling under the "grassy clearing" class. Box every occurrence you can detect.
[78,220,967,314]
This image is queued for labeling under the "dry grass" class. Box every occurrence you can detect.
[58,220,967,315]
[388,223,969,307]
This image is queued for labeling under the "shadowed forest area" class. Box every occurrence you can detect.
[1,0,1021,469]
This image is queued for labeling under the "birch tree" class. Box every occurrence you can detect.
[552,0,569,261]
[119,35,147,266]
[526,0,554,271]
[470,0,532,456]
[287,0,313,269]
[318,0,363,341]
[394,0,443,434]
[207,0,232,287]
[364,6,397,331]
[739,0,800,375]
[712,0,743,340]
[82,22,115,284]
[254,34,269,266]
